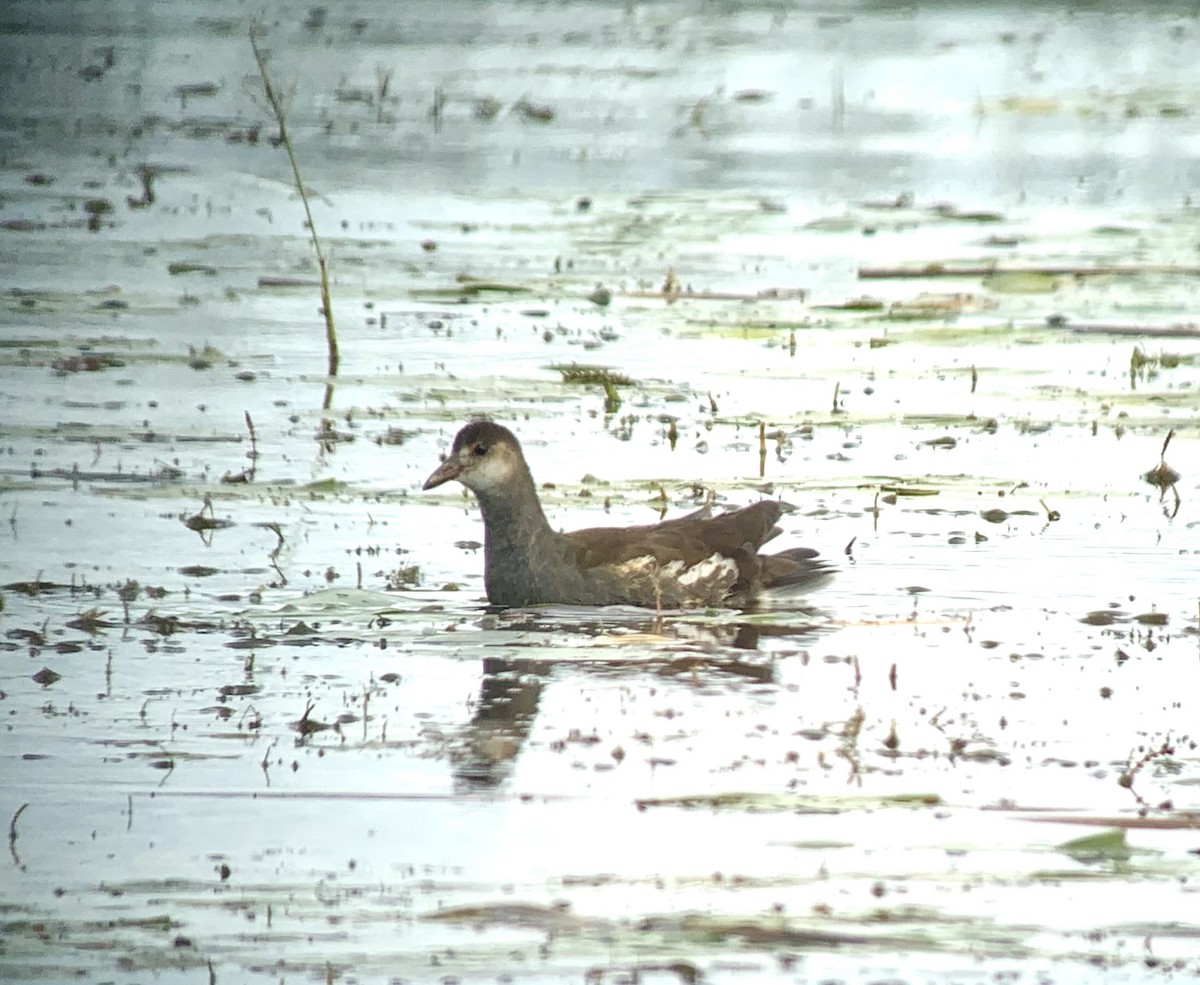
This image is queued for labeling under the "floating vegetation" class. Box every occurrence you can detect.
[411,275,529,299]
[603,377,621,414]
[1131,345,1195,387]
[931,203,1005,222]
[385,564,422,590]
[1057,828,1133,863]
[860,261,1200,279]
[375,426,412,446]
[167,261,218,276]
[880,485,940,498]
[181,496,235,533]
[474,96,502,121]
[50,352,126,374]
[1142,429,1182,517]
[1142,428,1181,490]
[82,197,113,231]
[551,363,633,387]
[587,284,612,306]
[173,81,220,104]
[812,295,885,311]
[982,270,1059,294]
[511,97,555,123]
[257,275,322,289]
[889,292,996,316]
[635,791,942,813]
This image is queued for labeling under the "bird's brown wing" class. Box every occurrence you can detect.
[565,500,786,583]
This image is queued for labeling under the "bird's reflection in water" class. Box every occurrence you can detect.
[452,656,550,789]
[450,607,830,789]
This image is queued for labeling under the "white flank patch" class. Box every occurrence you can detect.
[612,556,662,584]
[676,555,738,589]
[615,554,738,603]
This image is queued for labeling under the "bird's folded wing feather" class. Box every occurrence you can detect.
[565,500,785,571]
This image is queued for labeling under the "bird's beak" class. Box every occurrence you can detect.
[422,456,462,490]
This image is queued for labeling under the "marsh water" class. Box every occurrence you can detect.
[2,1,1199,982]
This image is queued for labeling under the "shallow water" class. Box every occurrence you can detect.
[2,1,1200,982]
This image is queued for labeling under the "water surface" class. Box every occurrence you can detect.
[2,1,1199,982]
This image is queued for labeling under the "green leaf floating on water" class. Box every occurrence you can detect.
[983,270,1059,294]
[1057,827,1131,862]
[302,478,348,493]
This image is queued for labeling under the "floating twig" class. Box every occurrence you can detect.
[245,411,258,480]
[860,262,1200,280]
[620,286,807,302]
[222,411,259,484]
[9,802,29,867]
[1118,738,1176,813]
[264,521,287,586]
[1075,322,1200,339]
[260,738,277,786]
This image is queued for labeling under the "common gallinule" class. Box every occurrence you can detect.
[423,420,832,609]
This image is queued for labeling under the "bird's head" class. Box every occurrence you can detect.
[422,420,526,496]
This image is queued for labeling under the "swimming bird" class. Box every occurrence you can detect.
[423,420,832,609]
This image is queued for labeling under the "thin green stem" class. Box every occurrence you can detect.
[249,24,340,378]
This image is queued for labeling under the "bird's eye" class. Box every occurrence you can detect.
[472,443,488,456]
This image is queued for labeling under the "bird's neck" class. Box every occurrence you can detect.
[474,465,555,572]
